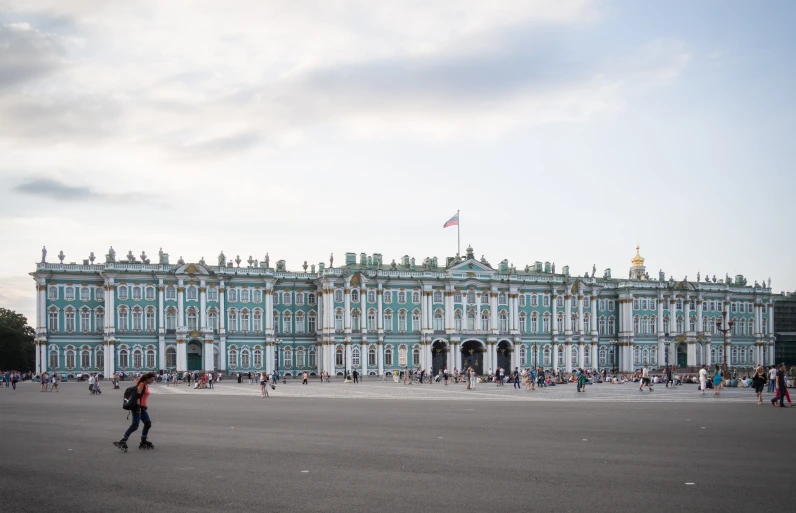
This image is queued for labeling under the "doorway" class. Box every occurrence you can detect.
[431,340,447,375]
[460,340,484,373]
[496,340,512,373]
[187,340,203,371]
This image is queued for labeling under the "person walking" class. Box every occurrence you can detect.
[469,367,477,389]
[512,367,520,389]
[712,365,723,396]
[114,372,157,451]
[639,364,652,392]
[352,369,359,384]
[752,366,767,404]
[443,367,449,386]
[50,373,59,392]
[771,364,787,407]
[698,365,708,395]
[260,372,268,397]
[303,371,309,385]
[530,367,536,390]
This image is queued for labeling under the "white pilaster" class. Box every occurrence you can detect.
[200,280,207,328]
[361,342,368,376]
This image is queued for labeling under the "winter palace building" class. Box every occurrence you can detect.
[30,245,777,377]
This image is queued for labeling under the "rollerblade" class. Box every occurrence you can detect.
[113,438,128,452]
[139,438,154,450]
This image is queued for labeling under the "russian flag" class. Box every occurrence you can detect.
[443,212,459,228]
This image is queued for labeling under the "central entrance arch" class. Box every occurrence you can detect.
[496,340,512,373]
[187,340,203,371]
[431,340,448,375]
[676,343,687,368]
[461,340,484,373]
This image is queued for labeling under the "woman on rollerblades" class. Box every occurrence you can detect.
[114,372,156,451]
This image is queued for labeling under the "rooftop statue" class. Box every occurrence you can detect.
[200,256,206,265]
[592,264,596,278]
[41,246,47,263]
[712,275,717,283]
[303,261,308,272]
[330,253,334,267]
[697,272,700,283]
[127,250,135,262]
[89,252,95,264]
[551,263,555,274]
[218,251,226,267]
[235,255,241,267]
[391,259,397,270]
[178,256,185,265]
[265,253,270,268]
[107,246,116,263]
[58,250,65,263]
[247,255,254,267]
[141,250,147,262]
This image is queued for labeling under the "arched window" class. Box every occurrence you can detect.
[207,287,218,301]
[240,289,250,303]
[454,291,462,303]
[252,289,262,303]
[208,309,219,331]
[295,312,305,333]
[96,348,104,368]
[599,316,606,335]
[433,290,442,303]
[641,316,649,335]
[281,291,290,305]
[118,348,129,369]
[229,289,238,302]
[499,311,508,331]
[65,307,75,332]
[145,286,155,300]
[584,346,591,367]
[334,289,343,303]
[351,289,360,303]
[608,316,615,335]
[116,286,127,300]
[633,315,640,335]
[498,292,507,305]
[520,346,527,366]
[228,309,238,332]
[145,307,155,331]
[398,310,407,332]
[455,310,462,331]
[531,294,539,307]
[80,308,91,332]
[367,309,377,331]
[412,346,420,366]
[739,346,747,364]
[334,309,343,331]
[166,308,176,330]
[557,346,564,366]
[543,347,551,366]
[467,311,475,331]
[384,347,393,366]
[481,310,489,332]
[335,346,344,367]
[186,286,197,300]
[650,347,657,365]
[166,285,176,300]
[214,346,220,369]
[367,289,376,303]
[599,348,607,367]
[309,347,317,368]
[481,293,489,305]
[519,313,526,334]
[81,287,90,301]
[411,291,420,304]
[241,348,251,368]
[641,348,649,365]
[228,346,238,369]
[352,346,361,367]
[543,314,550,334]
[689,315,696,332]
[254,347,263,368]
[633,346,640,366]
[633,299,640,310]
[397,291,406,304]
[241,310,251,332]
[368,346,376,366]
[80,347,91,369]
[411,310,420,332]
[557,313,564,333]
[351,310,360,331]
[64,347,76,369]
[146,348,156,368]
[187,308,198,330]
[676,316,684,333]
[650,315,657,334]
[384,310,393,332]
[48,286,58,300]
[283,312,292,334]
[166,347,177,368]
[467,291,475,304]
[132,308,142,331]
[433,311,443,331]
[398,345,408,366]
[571,346,578,367]
[133,348,143,369]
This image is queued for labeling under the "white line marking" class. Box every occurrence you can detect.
[685,482,695,485]
[582,439,588,441]
[301,470,309,473]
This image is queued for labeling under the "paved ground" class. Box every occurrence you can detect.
[0,381,794,513]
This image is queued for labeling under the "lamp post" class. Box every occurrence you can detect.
[715,311,735,378]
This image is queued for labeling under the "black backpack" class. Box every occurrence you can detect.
[122,385,140,410]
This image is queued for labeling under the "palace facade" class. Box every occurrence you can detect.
[30,245,777,377]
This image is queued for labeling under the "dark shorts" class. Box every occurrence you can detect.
[754,383,764,393]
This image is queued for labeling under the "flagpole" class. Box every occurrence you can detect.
[457,209,460,260]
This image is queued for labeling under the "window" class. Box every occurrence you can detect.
[519,313,526,334]
[351,289,360,303]
[599,316,606,335]
[633,299,639,310]
[650,299,656,310]
[308,293,316,305]
[95,309,104,332]
[676,300,683,310]
[145,286,155,301]
[209,310,219,330]
[80,287,90,301]
[384,291,392,303]
[454,291,462,303]
[367,290,376,303]
[66,349,76,369]
[335,310,343,331]
[481,311,489,331]
[557,346,564,367]
[543,347,551,366]
[281,291,290,305]
[229,348,238,369]
[584,296,591,308]
[271,292,278,305]
[80,309,90,332]
[48,286,58,300]
[96,287,104,301]
[384,347,393,367]
[146,349,155,368]
[352,346,361,367]
[433,311,443,331]
[309,348,317,369]
[398,291,406,304]
[650,316,657,334]
[241,349,251,369]
[208,287,218,301]
[252,289,262,303]
[368,310,377,331]
[633,346,640,366]
[133,349,143,369]
[467,291,475,304]
[608,317,615,335]
[119,349,129,369]
[166,347,176,367]
[166,309,176,330]
[230,288,239,302]
[253,310,262,332]
[166,286,176,300]
[570,297,576,308]
[531,294,538,307]
[543,294,550,307]
[412,346,420,366]
[689,316,696,332]
[295,347,305,368]
[65,286,75,301]
[64,308,75,332]
[241,310,251,332]
[352,311,360,331]
[398,310,407,332]
[144,308,154,331]
[384,311,393,332]
[433,290,442,303]
[399,345,408,366]
[499,311,508,331]
[633,316,640,335]
[557,313,564,333]
[295,313,304,333]
[411,291,419,304]
[336,346,344,367]
[455,310,462,331]
[556,296,564,308]
[411,311,420,332]
[368,346,377,366]
[520,346,527,366]
[481,293,489,305]
[498,292,507,305]
[608,300,615,310]
[132,309,142,330]
[334,289,343,303]
[49,349,59,369]
[543,315,550,334]
[308,313,316,333]
[132,286,142,301]
[519,294,526,307]
[228,310,238,332]
[295,291,303,305]
[283,348,292,368]
[676,316,684,333]
[81,349,90,368]
[240,289,250,303]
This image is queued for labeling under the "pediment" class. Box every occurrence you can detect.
[175,262,211,275]
[448,258,494,273]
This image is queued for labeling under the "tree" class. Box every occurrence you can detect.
[0,308,36,371]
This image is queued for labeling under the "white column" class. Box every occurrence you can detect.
[551,293,558,335]
[204,339,214,370]
[591,342,597,370]
[512,294,520,331]
[107,281,115,332]
[657,297,665,334]
[344,287,351,332]
[564,295,572,335]
[577,296,584,334]
[552,342,558,371]
[669,298,677,334]
[219,281,226,331]
[768,343,774,364]
[361,342,367,376]
[176,341,187,370]
[490,291,498,332]
[445,288,453,332]
[377,287,383,332]
[421,290,427,330]
[696,299,704,333]
[177,279,184,328]
[345,341,352,372]
[590,296,598,334]
[361,286,368,334]
[768,302,774,337]
[578,343,584,368]
[565,342,573,372]
[200,280,207,328]
[377,342,384,375]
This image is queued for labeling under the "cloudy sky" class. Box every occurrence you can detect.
[1,0,794,324]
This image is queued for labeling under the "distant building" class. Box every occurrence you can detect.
[30,245,776,377]
[774,292,796,365]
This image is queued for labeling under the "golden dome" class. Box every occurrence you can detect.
[631,245,645,267]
